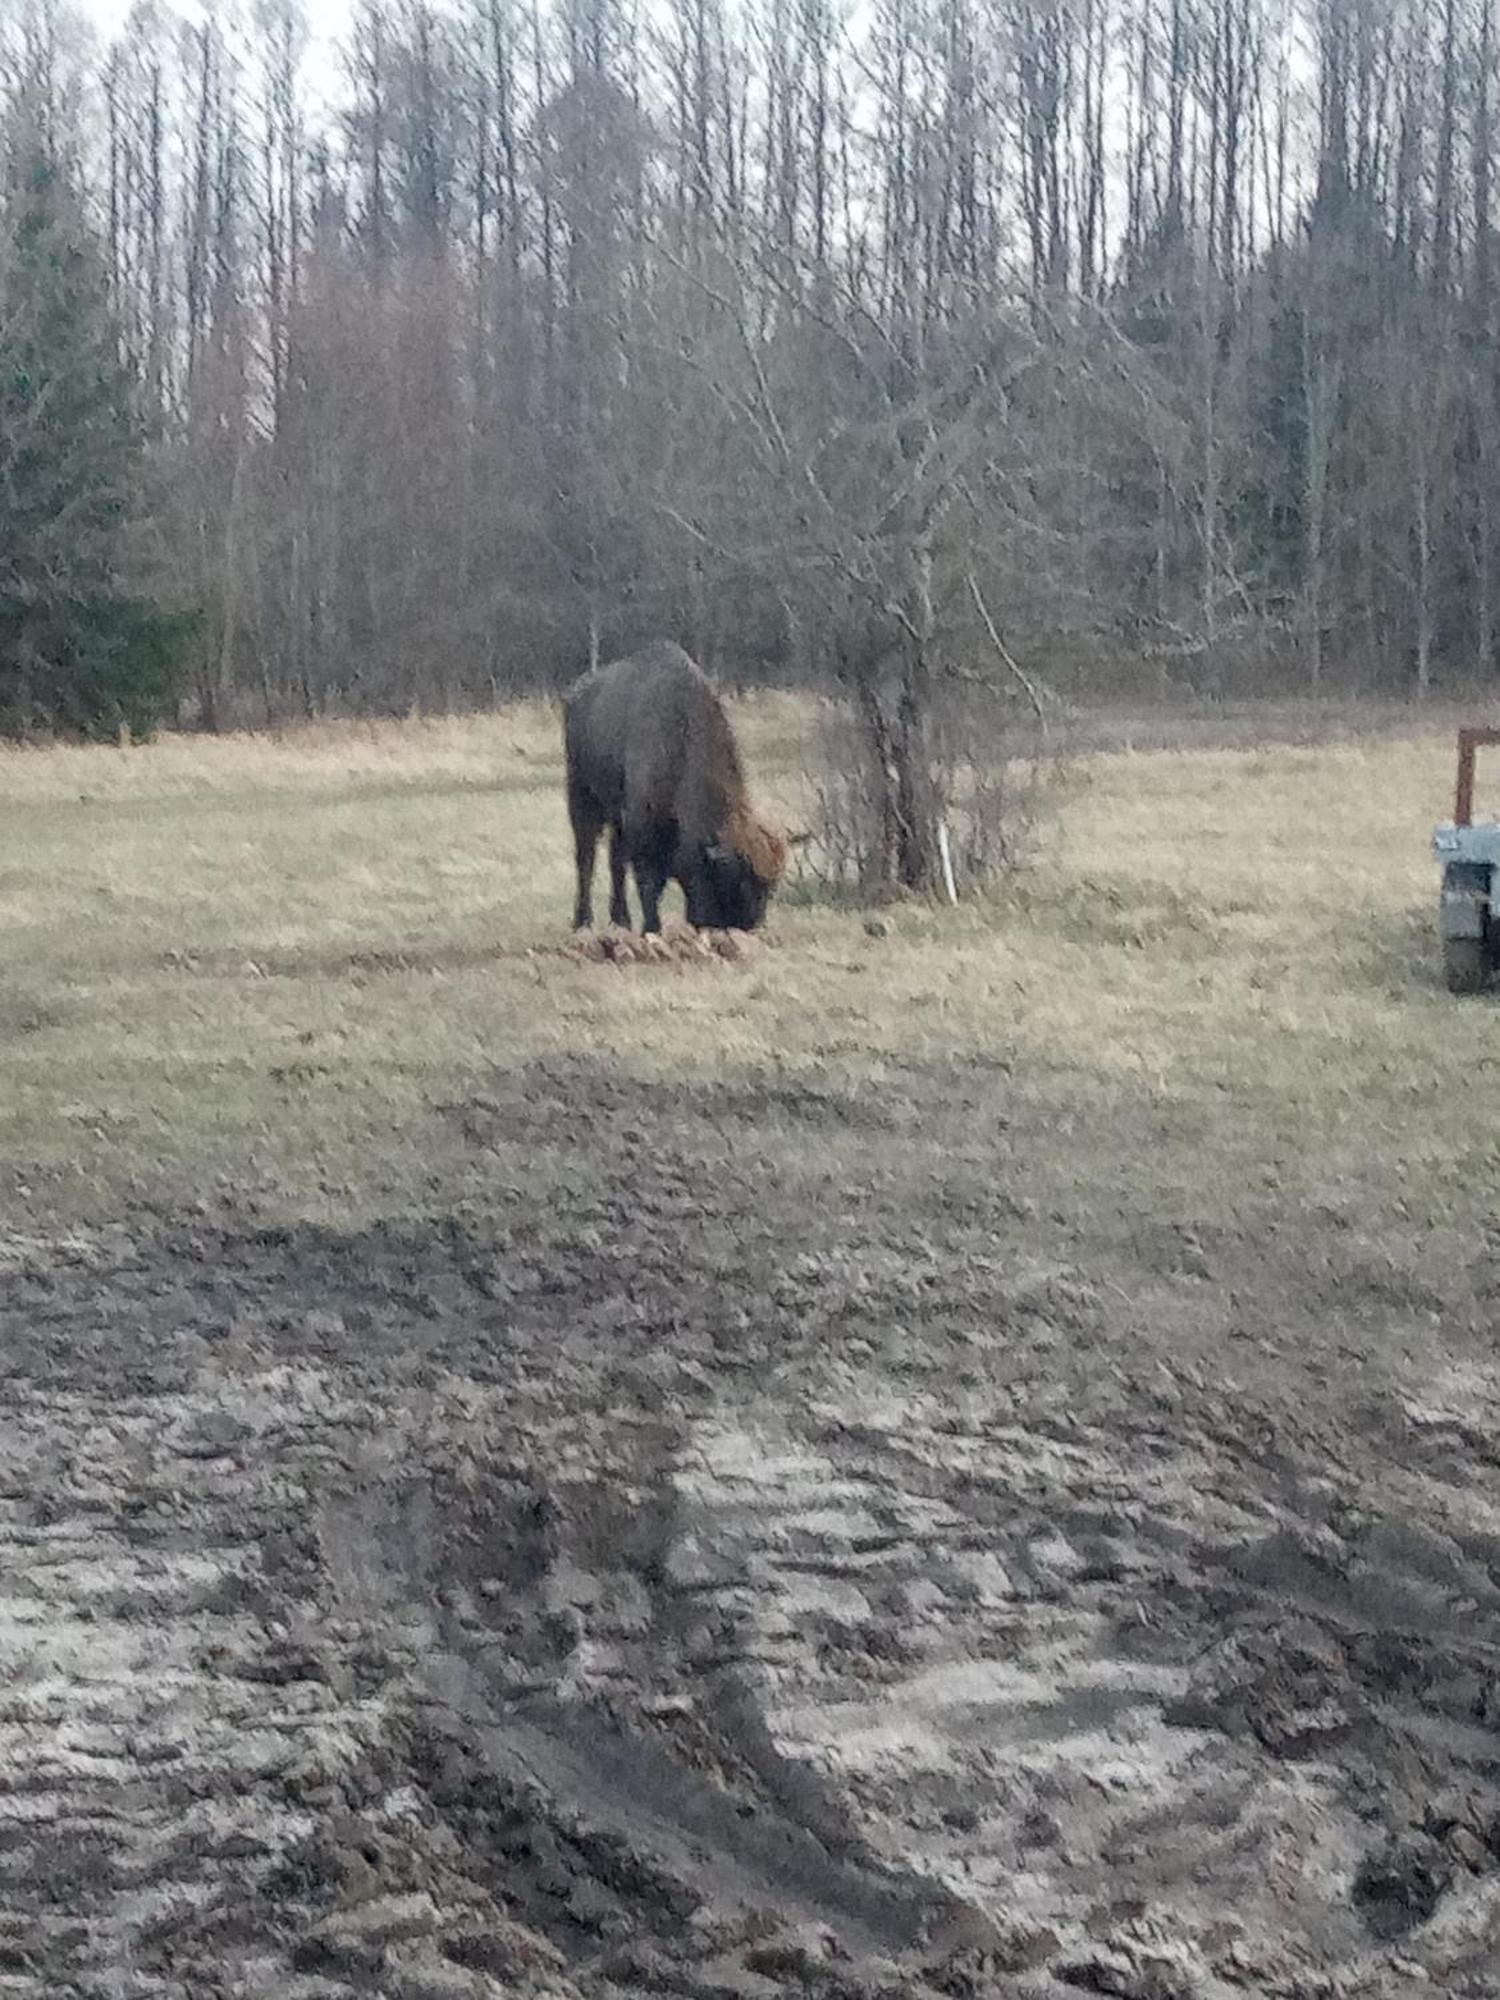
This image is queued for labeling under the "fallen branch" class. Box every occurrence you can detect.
[936,820,959,906]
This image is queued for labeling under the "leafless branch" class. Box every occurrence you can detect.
[966,570,1051,733]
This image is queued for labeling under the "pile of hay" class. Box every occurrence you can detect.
[566,921,766,966]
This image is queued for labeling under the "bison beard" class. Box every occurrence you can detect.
[563,642,788,935]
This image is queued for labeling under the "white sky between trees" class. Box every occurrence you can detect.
[66,0,1323,302]
[78,0,352,109]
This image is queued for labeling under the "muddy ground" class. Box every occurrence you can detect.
[4,1051,1500,1999]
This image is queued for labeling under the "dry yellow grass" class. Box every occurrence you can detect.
[0,701,1488,1292]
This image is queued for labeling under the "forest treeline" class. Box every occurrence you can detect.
[1,0,1498,737]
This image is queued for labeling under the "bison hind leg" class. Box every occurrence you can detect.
[608,826,631,929]
[569,792,605,931]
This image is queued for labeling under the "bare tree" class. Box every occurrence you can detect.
[34,0,1500,753]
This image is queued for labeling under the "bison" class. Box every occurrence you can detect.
[563,641,789,935]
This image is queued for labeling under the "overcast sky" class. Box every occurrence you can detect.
[76,0,353,72]
[78,0,352,34]
[73,0,353,115]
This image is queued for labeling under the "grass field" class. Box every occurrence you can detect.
[0,698,1488,1264]
[4,701,1500,1997]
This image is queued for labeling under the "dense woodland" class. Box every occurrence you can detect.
[2,0,1500,753]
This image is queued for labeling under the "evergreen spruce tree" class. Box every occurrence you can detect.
[0,101,193,738]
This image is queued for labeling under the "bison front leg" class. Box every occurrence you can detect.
[636,862,670,934]
[678,852,714,930]
[628,827,673,934]
[608,828,631,928]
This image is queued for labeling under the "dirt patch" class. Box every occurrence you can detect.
[4,1053,1500,1996]
[159,935,517,982]
[562,920,773,966]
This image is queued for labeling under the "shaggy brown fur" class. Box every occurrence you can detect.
[563,642,788,934]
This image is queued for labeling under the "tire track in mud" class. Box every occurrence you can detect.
[314,1465,963,1994]
[0,1393,955,1997]
[7,1055,1500,1998]
[0,1362,403,1995]
[0,1245,982,1999]
[666,1387,1500,1999]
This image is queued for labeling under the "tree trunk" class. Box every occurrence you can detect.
[1302,322,1337,697]
[890,547,943,893]
[850,669,901,897]
[1414,447,1433,699]
[1477,436,1495,677]
[892,659,939,891]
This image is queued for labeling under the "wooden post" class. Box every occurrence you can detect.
[1455,727,1500,825]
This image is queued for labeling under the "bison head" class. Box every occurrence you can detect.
[695,842,771,930]
[689,815,787,931]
